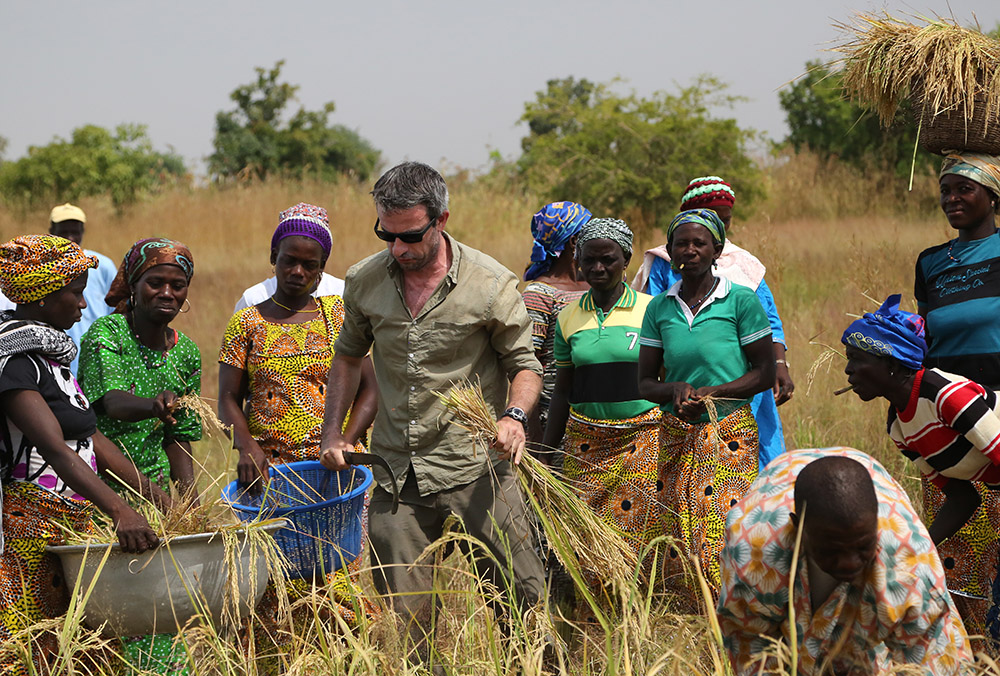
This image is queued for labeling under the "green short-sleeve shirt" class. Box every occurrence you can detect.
[79,313,202,488]
[553,286,657,421]
[639,278,770,422]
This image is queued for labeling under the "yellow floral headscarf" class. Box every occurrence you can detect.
[0,235,98,304]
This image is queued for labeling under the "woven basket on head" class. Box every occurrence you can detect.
[911,82,1000,155]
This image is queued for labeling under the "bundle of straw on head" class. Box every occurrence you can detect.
[833,12,1000,133]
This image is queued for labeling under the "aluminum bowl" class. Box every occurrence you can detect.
[47,520,285,636]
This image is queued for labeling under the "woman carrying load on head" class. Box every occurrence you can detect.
[0,235,164,675]
[913,152,1000,645]
[840,293,1000,647]
[637,209,775,604]
[77,238,200,675]
[521,201,591,446]
[541,218,663,572]
[632,177,793,469]
[218,203,379,631]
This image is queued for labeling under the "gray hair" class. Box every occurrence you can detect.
[371,162,449,220]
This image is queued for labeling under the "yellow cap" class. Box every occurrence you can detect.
[49,203,86,224]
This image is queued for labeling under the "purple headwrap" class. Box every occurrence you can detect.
[841,294,927,371]
[524,201,592,281]
[271,203,333,260]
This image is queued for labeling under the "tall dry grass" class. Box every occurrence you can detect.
[0,154,988,673]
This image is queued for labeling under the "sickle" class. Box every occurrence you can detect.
[342,452,399,514]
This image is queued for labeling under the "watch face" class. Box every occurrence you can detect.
[505,407,528,424]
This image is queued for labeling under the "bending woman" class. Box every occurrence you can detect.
[0,236,162,675]
[914,152,1000,642]
[521,201,590,443]
[637,209,774,602]
[633,177,792,468]
[79,238,201,495]
[218,203,378,627]
[541,218,662,569]
[841,293,1000,644]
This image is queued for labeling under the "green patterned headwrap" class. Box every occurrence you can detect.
[666,208,727,247]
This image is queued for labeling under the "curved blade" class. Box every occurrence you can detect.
[343,452,399,515]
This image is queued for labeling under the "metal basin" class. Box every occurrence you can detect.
[47,520,285,636]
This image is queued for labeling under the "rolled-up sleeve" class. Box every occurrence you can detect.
[487,272,542,379]
[333,264,375,359]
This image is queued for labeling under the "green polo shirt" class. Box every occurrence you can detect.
[334,233,542,496]
[639,278,770,422]
[553,286,657,421]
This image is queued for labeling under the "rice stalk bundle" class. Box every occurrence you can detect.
[436,380,637,589]
[516,453,637,588]
[175,392,232,438]
[435,378,498,449]
[833,12,1000,130]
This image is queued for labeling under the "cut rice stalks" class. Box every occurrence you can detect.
[832,11,1000,127]
[436,380,637,588]
[435,378,498,450]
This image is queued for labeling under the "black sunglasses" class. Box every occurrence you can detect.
[373,216,437,244]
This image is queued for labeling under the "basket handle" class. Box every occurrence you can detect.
[343,452,399,515]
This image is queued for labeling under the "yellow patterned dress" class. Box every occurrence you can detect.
[218,295,377,633]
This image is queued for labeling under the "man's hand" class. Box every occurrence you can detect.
[237,439,269,495]
[150,390,180,426]
[112,505,159,553]
[493,416,526,465]
[320,438,353,471]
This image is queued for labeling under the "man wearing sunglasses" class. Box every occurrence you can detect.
[320,161,545,667]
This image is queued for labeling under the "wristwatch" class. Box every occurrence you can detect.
[501,406,529,429]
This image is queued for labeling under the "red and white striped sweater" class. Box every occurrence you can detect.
[889,368,1000,489]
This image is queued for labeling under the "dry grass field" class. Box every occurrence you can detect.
[1,156,993,674]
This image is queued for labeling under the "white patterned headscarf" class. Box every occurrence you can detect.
[940,152,1000,199]
[575,218,634,260]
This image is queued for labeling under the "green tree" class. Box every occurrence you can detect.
[0,124,186,211]
[779,60,937,176]
[209,61,381,182]
[516,76,762,232]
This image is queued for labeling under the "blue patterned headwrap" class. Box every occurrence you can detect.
[524,201,592,281]
[666,209,727,247]
[841,294,927,371]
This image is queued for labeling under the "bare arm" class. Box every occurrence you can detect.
[218,363,267,490]
[164,440,196,497]
[319,352,364,471]
[773,342,794,406]
[494,369,541,465]
[0,389,160,553]
[341,355,378,447]
[99,389,180,426]
[540,366,573,465]
[928,479,981,545]
[677,336,774,421]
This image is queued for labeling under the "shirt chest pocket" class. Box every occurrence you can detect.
[421,321,478,362]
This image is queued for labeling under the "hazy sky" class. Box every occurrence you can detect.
[2,1,999,175]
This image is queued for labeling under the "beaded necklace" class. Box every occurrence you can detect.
[684,277,720,311]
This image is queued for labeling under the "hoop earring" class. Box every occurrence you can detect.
[180,299,191,314]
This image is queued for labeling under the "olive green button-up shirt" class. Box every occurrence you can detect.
[334,234,542,495]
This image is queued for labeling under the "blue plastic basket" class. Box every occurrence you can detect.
[221,460,372,579]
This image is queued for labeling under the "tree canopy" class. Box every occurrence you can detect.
[209,61,381,183]
[778,60,938,177]
[515,76,762,232]
[0,124,186,211]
